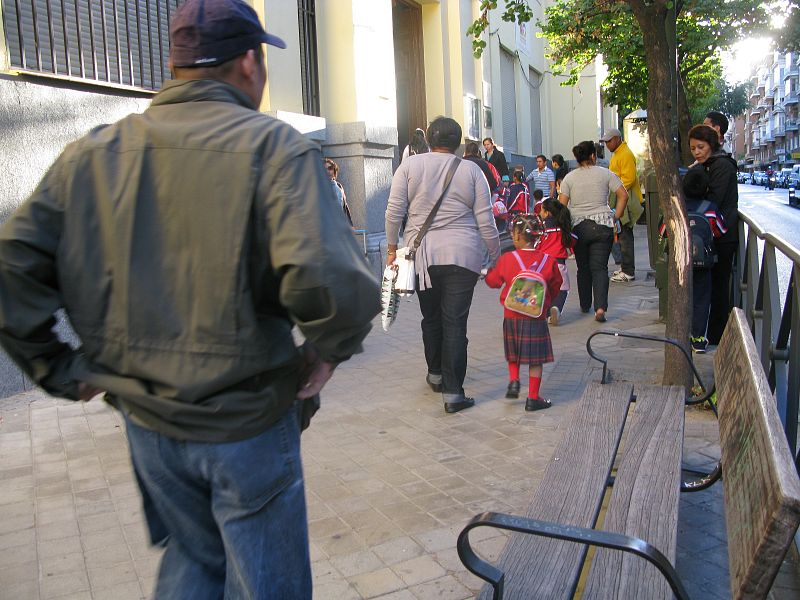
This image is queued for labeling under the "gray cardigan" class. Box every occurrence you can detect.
[385,152,501,289]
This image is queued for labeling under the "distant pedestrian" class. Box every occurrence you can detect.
[537,198,576,325]
[402,127,430,162]
[551,154,569,193]
[0,0,380,598]
[688,124,738,345]
[485,213,562,411]
[559,140,629,323]
[483,137,510,178]
[324,157,353,226]
[507,171,530,221]
[526,155,556,198]
[600,128,642,283]
[493,175,512,231]
[532,189,544,215]
[464,141,500,192]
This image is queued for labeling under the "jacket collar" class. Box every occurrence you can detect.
[151,79,257,110]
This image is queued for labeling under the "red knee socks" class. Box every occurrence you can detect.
[529,376,541,399]
[508,362,520,382]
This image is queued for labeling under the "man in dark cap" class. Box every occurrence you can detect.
[0,0,379,596]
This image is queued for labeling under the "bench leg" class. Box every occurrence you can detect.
[457,511,691,600]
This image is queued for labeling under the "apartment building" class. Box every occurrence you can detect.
[742,50,800,172]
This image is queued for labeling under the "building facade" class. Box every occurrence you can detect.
[742,50,800,172]
[0,0,613,396]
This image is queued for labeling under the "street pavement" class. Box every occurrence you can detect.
[1,226,799,599]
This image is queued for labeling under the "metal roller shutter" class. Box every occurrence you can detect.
[500,47,517,153]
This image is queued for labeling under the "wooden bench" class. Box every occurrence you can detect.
[457,308,800,599]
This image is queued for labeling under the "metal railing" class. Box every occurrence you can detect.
[734,211,800,471]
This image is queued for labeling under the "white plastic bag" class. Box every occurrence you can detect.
[393,247,416,296]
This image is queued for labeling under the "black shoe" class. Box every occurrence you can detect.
[445,397,475,413]
[525,397,552,412]
[506,380,520,399]
[426,374,442,393]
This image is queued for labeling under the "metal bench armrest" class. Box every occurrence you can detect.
[457,511,691,600]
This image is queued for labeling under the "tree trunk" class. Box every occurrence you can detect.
[628,0,693,389]
[676,71,694,166]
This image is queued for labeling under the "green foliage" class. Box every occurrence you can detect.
[467,1,534,58]
[775,1,800,52]
[535,0,771,116]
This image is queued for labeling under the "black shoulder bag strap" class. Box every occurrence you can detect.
[409,156,461,260]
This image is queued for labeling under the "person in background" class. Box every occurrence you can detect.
[324,158,353,226]
[559,140,629,323]
[537,198,576,326]
[485,214,561,411]
[526,155,557,198]
[600,127,642,283]
[493,175,512,231]
[507,170,530,222]
[551,154,569,193]
[385,117,500,414]
[483,137,510,179]
[703,111,729,151]
[688,124,738,346]
[464,141,500,192]
[659,165,727,353]
[402,127,430,162]
[532,189,545,215]
[0,0,380,597]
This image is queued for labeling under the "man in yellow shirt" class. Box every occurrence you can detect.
[601,128,643,282]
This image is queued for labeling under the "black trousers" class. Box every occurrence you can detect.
[417,265,479,397]
[573,220,614,312]
[707,241,738,345]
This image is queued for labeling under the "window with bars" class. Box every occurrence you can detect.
[2,0,182,91]
[297,0,318,116]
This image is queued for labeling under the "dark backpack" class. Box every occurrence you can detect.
[688,201,716,269]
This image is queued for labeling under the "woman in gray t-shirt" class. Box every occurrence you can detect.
[558,141,628,322]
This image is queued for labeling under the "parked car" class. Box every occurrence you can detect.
[777,168,794,188]
[737,171,750,184]
[788,175,799,208]
[751,171,766,185]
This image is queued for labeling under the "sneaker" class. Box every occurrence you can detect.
[548,306,560,326]
[612,269,623,276]
[691,337,708,354]
[610,271,635,282]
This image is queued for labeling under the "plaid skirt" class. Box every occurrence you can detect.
[503,317,554,365]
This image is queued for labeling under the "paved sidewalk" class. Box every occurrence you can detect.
[1,227,799,599]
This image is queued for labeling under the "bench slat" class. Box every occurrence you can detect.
[582,384,685,600]
[715,309,800,599]
[478,382,634,600]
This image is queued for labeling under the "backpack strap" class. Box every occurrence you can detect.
[513,251,548,272]
[511,251,526,270]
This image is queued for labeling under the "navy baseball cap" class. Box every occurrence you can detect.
[169,0,286,68]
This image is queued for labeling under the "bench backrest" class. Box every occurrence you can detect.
[715,308,800,599]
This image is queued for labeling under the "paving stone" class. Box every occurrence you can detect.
[330,549,385,578]
[348,567,405,598]
[392,555,447,586]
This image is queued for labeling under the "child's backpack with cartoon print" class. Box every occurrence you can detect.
[504,252,550,318]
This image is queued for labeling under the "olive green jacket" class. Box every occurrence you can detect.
[0,79,379,441]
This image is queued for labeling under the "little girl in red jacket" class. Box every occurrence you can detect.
[535,199,576,326]
[485,214,562,411]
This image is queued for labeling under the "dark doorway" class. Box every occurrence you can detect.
[392,0,426,158]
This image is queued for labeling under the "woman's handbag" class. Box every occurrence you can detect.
[393,157,461,296]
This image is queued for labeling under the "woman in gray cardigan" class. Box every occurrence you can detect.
[386,117,501,413]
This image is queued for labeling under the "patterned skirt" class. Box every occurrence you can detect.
[503,317,554,365]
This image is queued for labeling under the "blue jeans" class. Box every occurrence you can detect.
[573,219,614,312]
[417,265,479,399]
[125,409,311,600]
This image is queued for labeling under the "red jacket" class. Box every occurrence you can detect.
[537,218,577,259]
[485,248,563,319]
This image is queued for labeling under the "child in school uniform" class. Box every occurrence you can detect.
[485,214,563,411]
[506,171,530,224]
[537,198,576,326]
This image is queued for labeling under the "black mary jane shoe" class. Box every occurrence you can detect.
[505,380,520,399]
[444,397,475,413]
[525,397,552,412]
